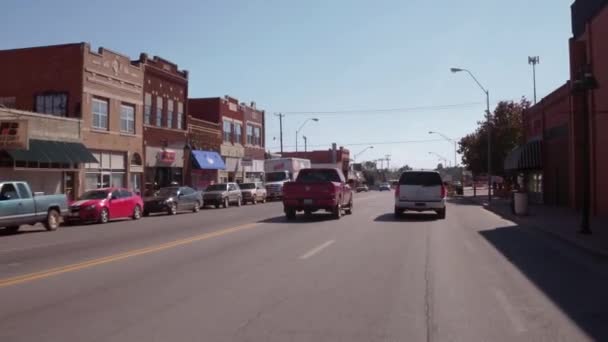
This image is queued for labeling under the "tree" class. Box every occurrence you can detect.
[436,163,444,170]
[398,164,413,173]
[458,98,529,176]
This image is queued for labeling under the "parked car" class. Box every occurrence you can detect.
[282,168,354,220]
[452,181,464,195]
[202,183,242,208]
[356,184,369,193]
[0,181,68,233]
[394,171,446,219]
[379,183,391,191]
[67,188,144,224]
[143,186,202,216]
[239,182,267,204]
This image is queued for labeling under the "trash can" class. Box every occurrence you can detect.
[513,191,529,216]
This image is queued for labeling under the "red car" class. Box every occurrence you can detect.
[282,168,354,220]
[67,188,144,224]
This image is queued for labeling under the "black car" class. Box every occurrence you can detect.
[143,186,202,216]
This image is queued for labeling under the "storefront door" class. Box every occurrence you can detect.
[63,172,76,201]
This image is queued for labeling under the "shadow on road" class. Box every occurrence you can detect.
[259,213,340,224]
[480,226,608,341]
[374,213,439,222]
[0,226,47,236]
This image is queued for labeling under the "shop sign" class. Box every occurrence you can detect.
[157,149,176,164]
[220,144,244,158]
[0,120,29,150]
[241,158,253,167]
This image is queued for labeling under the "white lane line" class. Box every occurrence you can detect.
[299,240,335,260]
[493,288,527,334]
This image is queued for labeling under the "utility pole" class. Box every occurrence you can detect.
[274,113,285,154]
[528,56,540,104]
[303,136,307,152]
[385,155,391,171]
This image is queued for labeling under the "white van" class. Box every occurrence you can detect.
[394,171,446,219]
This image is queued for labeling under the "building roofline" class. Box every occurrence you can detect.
[0,42,86,53]
[571,0,608,38]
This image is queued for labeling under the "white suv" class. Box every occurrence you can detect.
[394,171,446,219]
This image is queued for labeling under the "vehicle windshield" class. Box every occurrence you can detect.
[296,170,341,183]
[80,190,109,200]
[157,187,179,197]
[265,172,288,182]
[399,172,443,186]
[205,184,227,192]
[239,183,256,190]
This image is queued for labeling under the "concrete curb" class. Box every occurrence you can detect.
[456,196,608,259]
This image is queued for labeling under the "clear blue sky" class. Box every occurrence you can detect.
[1,0,574,169]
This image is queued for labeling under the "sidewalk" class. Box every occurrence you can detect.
[460,188,608,258]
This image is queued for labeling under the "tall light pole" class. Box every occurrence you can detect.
[451,67,492,202]
[274,113,285,154]
[303,136,308,152]
[296,118,319,152]
[528,56,540,104]
[429,152,450,167]
[428,131,458,167]
[354,145,374,161]
[385,154,391,170]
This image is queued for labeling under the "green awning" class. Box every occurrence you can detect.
[5,139,97,164]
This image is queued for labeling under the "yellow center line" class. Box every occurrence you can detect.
[0,222,260,288]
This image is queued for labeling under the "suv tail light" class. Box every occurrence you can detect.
[441,184,447,198]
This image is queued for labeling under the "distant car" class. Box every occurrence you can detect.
[143,186,202,216]
[239,182,267,204]
[356,184,369,193]
[394,171,446,219]
[203,183,242,208]
[379,183,391,191]
[452,181,464,195]
[67,188,144,224]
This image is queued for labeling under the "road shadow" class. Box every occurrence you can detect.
[374,213,439,222]
[479,226,608,341]
[0,226,47,236]
[446,197,487,206]
[259,213,339,224]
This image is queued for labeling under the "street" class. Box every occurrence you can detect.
[1,192,607,342]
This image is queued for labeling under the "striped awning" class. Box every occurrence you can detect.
[504,140,542,171]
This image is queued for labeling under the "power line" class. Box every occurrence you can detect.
[268,138,447,150]
[278,102,484,116]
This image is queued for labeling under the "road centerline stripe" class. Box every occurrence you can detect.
[0,222,260,288]
[299,240,335,260]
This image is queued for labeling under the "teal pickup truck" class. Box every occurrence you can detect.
[0,181,69,233]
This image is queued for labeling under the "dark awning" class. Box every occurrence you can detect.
[505,140,542,171]
[192,150,225,170]
[5,139,97,164]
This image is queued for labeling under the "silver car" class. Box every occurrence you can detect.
[394,171,446,219]
[203,183,242,208]
[239,182,267,204]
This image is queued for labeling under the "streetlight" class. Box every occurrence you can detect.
[428,152,450,167]
[303,136,308,152]
[274,113,285,154]
[428,131,458,167]
[354,146,374,161]
[296,118,319,152]
[451,67,492,202]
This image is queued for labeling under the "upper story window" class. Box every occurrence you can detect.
[177,102,184,130]
[167,99,174,128]
[120,104,135,134]
[92,98,109,130]
[223,120,232,143]
[247,125,254,145]
[35,93,67,116]
[156,97,163,127]
[234,122,242,144]
[144,93,152,125]
[254,126,261,146]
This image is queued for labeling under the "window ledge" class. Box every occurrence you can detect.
[120,132,137,137]
[91,128,110,134]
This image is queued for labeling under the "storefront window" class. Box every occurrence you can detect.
[234,122,242,144]
[85,151,126,190]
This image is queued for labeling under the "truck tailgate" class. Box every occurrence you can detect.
[283,182,337,200]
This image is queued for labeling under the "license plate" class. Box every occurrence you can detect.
[70,212,79,217]
[303,199,313,205]
[415,203,426,207]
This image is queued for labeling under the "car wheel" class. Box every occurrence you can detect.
[394,208,403,218]
[345,199,353,215]
[132,205,142,220]
[168,202,177,215]
[285,208,296,220]
[437,208,446,220]
[143,210,150,217]
[237,197,242,207]
[5,226,20,234]
[44,209,61,231]
[252,196,257,205]
[215,203,220,209]
[332,204,342,220]
[223,197,229,208]
[99,208,109,224]
[193,201,201,213]
[262,196,267,203]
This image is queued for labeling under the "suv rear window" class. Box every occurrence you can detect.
[297,169,341,183]
[399,172,443,186]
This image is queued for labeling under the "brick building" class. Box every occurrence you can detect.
[187,116,223,190]
[282,146,351,178]
[0,43,144,196]
[188,96,265,184]
[132,54,188,195]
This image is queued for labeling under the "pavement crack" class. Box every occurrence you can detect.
[424,227,434,342]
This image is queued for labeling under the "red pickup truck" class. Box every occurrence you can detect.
[282,168,354,220]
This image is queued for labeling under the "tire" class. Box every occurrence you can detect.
[5,226,20,234]
[168,202,177,216]
[99,208,109,224]
[143,210,150,217]
[304,210,313,216]
[252,196,257,205]
[332,204,342,220]
[193,201,201,213]
[132,205,142,220]
[437,208,446,220]
[394,208,403,219]
[215,203,220,209]
[262,196,267,203]
[223,197,229,208]
[285,208,296,220]
[345,199,353,215]
[44,209,61,231]
[236,197,242,207]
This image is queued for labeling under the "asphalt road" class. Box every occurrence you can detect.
[1,192,607,341]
